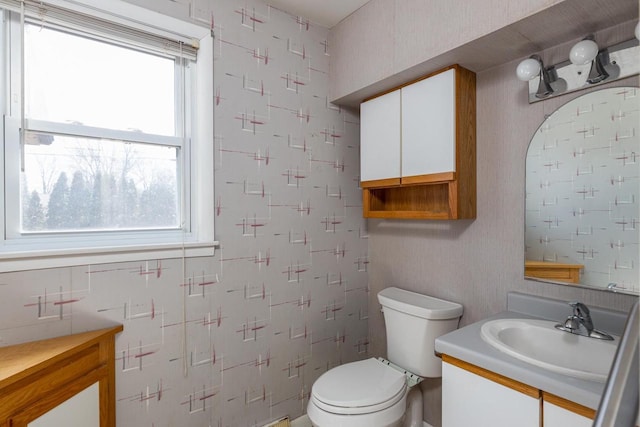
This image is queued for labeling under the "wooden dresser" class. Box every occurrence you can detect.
[0,326,123,427]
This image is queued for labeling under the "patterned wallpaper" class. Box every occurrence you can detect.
[0,1,369,426]
[525,86,639,294]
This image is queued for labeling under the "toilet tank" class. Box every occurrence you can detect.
[378,287,463,378]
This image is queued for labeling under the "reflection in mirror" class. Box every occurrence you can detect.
[525,86,639,295]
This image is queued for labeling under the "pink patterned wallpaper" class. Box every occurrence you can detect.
[0,1,369,426]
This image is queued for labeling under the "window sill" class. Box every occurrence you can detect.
[0,241,219,273]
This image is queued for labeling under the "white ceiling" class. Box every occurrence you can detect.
[267,0,370,28]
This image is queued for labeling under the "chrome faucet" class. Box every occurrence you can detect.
[555,302,614,340]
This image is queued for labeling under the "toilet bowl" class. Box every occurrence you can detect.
[307,287,463,427]
[307,358,407,427]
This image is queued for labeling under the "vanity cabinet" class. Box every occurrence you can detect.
[28,382,100,427]
[543,399,592,427]
[442,355,596,427]
[0,326,123,427]
[442,356,539,427]
[360,64,476,219]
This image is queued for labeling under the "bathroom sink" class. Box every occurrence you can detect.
[480,318,618,382]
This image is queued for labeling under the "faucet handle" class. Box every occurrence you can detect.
[569,301,594,333]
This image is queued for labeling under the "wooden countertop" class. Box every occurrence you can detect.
[0,325,123,391]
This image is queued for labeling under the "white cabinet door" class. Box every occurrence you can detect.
[401,68,456,178]
[360,89,401,182]
[543,401,592,427]
[29,382,100,427]
[442,362,539,427]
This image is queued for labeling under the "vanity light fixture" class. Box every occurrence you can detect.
[516,54,557,99]
[516,24,640,103]
[570,36,609,84]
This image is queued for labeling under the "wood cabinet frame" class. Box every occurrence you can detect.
[443,354,596,422]
[0,326,123,427]
[443,354,539,399]
[361,64,476,219]
[543,392,596,419]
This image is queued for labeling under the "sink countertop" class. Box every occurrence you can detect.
[435,292,629,409]
[434,297,629,411]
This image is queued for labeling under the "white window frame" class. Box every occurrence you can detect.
[0,0,216,272]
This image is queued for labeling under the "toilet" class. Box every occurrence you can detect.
[307,287,463,427]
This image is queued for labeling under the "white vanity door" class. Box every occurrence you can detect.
[543,401,592,427]
[29,382,100,427]
[442,362,539,427]
[360,89,401,182]
[401,68,455,178]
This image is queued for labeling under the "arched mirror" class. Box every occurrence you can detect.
[525,86,639,295]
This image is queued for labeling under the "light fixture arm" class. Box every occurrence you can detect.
[529,55,557,99]
[586,49,610,84]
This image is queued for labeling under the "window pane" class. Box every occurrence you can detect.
[21,132,180,232]
[24,23,176,135]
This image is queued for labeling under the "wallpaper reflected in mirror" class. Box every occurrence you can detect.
[525,86,639,295]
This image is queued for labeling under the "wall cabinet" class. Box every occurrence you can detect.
[360,89,401,183]
[442,355,596,427]
[360,64,476,219]
[0,326,123,427]
[401,68,456,179]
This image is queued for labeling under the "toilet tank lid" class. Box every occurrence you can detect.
[377,287,463,320]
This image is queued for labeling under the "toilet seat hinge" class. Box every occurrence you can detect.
[377,357,424,388]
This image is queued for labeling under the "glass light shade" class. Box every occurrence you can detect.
[570,39,599,65]
[516,58,541,81]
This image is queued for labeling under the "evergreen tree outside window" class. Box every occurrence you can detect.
[24,191,45,230]
[46,172,70,229]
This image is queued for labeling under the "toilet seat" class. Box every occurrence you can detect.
[310,358,407,415]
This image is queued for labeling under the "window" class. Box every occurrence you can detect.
[0,0,215,271]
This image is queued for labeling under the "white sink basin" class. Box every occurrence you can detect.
[481,318,618,382]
